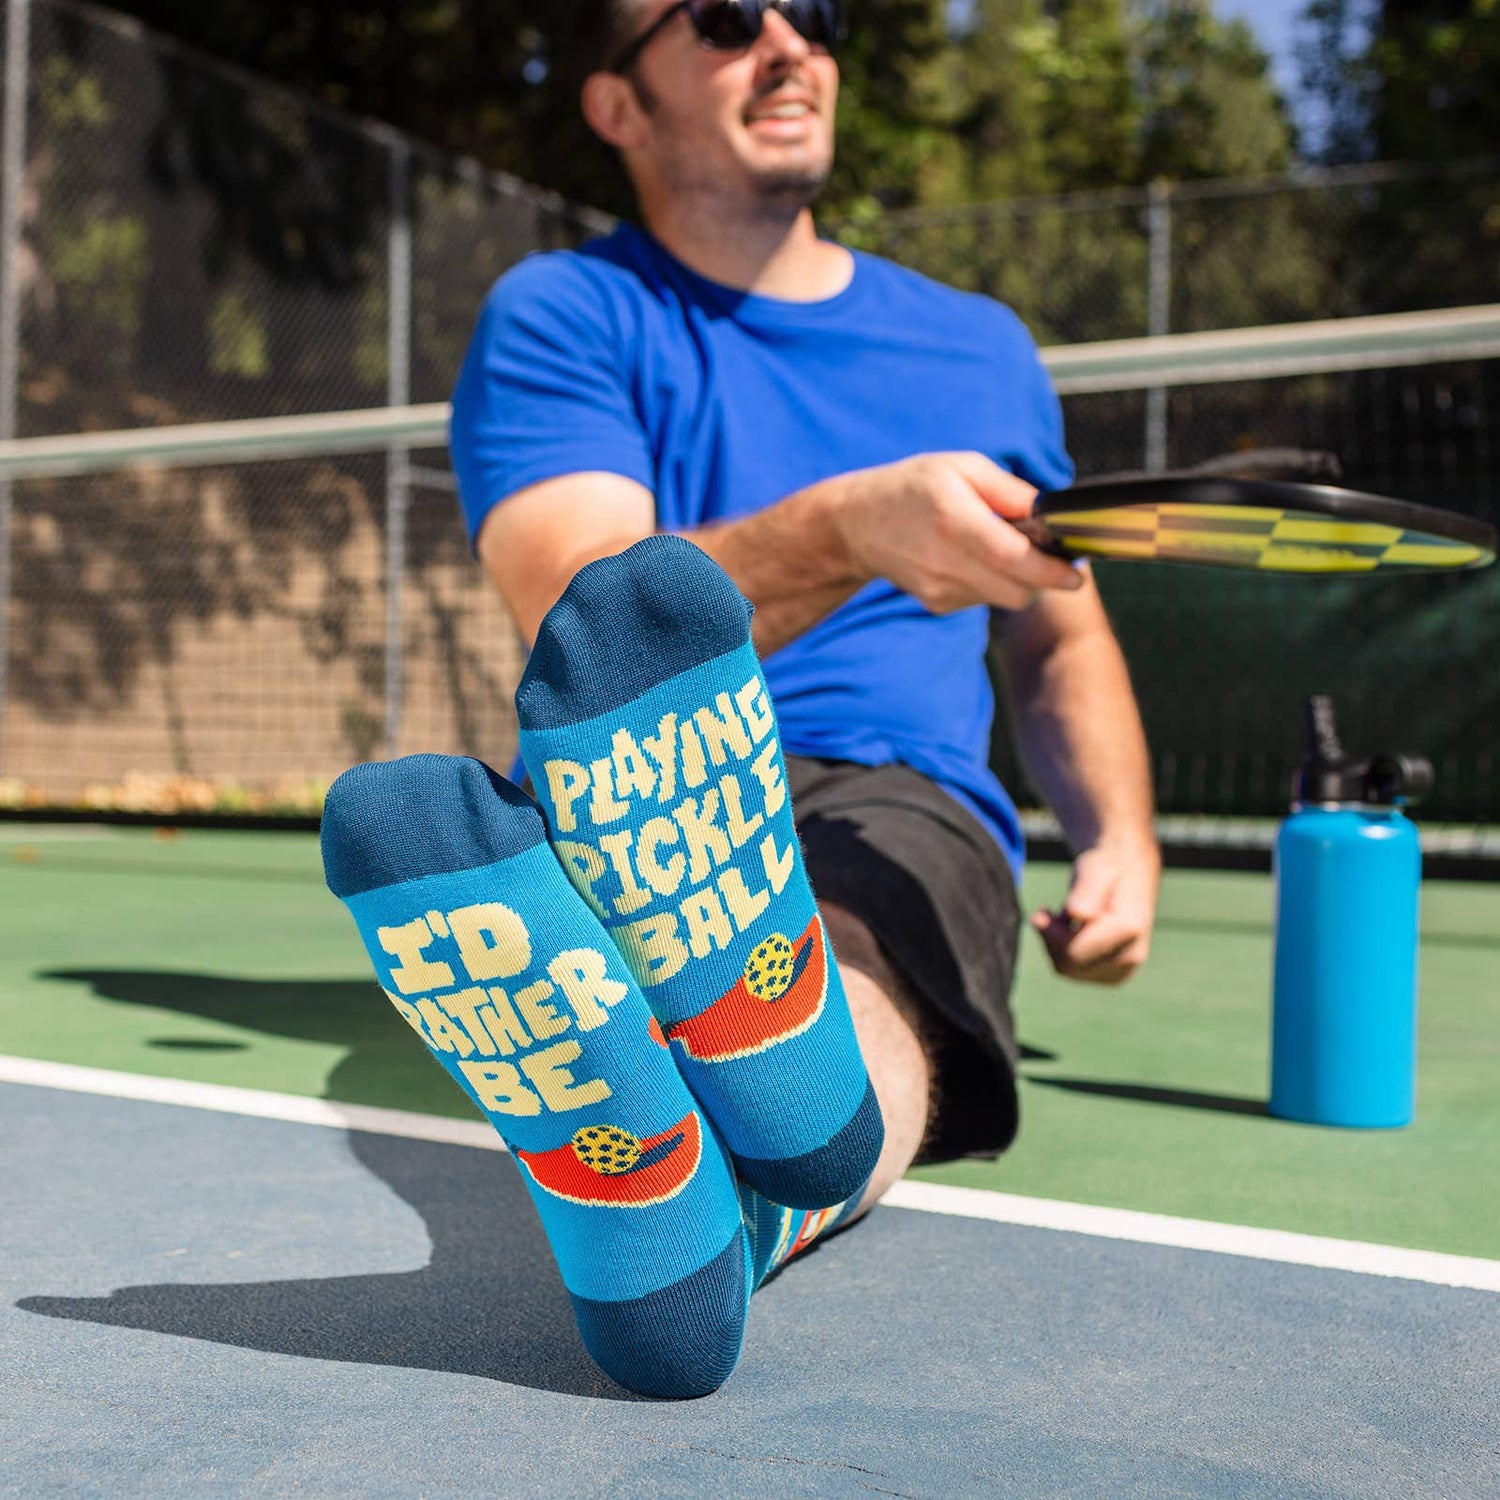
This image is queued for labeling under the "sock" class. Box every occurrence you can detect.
[321,753,749,1399]
[515,535,884,1209]
[741,1186,867,1290]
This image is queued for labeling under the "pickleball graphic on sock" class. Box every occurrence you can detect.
[516,1112,703,1207]
[321,754,749,1398]
[667,915,828,1063]
[516,536,883,1210]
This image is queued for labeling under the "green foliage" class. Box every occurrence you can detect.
[1298,0,1500,165]
[1134,0,1294,179]
[1370,0,1500,161]
[115,0,1290,219]
[206,289,271,378]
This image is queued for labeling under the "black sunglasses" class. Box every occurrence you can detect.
[610,0,849,74]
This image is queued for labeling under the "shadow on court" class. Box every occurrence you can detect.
[1026,1076,1269,1117]
[22,968,645,1401]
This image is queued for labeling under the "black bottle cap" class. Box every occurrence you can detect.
[1294,696,1434,808]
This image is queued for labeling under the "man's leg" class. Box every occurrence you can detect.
[821,902,934,1215]
[734,900,933,1282]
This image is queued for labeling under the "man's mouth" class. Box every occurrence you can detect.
[745,95,817,127]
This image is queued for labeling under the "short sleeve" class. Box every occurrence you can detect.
[994,306,1075,494]
[449,253,656,545]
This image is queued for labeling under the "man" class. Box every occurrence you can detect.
[450,0,1159,1240]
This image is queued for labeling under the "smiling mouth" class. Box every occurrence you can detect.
[745,90,817,127]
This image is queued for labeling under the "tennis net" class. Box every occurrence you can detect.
[0,306,1495,849]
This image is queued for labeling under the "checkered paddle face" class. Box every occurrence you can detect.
[1043,503,1494,573]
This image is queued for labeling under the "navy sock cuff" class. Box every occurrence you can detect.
[321,755,547,898]
[516,536,753,731]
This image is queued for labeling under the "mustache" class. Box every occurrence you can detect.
[748,72,818,107]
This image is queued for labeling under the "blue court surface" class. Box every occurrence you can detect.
[5,1076,1498,1499]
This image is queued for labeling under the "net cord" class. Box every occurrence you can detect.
[0,305,1498,482]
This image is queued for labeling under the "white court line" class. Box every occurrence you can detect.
[4,1052,1498,1294]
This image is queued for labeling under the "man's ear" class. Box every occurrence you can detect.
[582,72,651,150]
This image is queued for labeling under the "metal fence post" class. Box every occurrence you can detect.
[384,133,412,760]
[0,0,32,776]
[1145,178,1173,472]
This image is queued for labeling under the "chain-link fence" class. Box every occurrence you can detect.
[0,0,608,809]
[0,0,1496,826]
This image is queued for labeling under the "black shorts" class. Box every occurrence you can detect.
[785,756,1023,1164]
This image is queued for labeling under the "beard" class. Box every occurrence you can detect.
[747,160,831,209]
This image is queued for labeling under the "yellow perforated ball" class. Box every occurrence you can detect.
[571,1124,642,1175]
[744,933,796,1002]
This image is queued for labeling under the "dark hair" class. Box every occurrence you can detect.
[569,0,639,80]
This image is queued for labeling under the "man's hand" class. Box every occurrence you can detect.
[1031,840,1161,985]
[829,452,1084,614]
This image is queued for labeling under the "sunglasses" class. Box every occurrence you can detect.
[610,0,849,74]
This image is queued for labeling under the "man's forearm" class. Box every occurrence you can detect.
[999,587,1157,857]
[685,475,864,656]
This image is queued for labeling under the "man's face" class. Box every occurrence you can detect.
[611,2,840,211]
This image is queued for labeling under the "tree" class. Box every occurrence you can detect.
[1133,0,1294,180]
[1369,0,1500,162]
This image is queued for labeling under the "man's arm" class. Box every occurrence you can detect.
[477,453,1083,653]
[996,575,1161,985]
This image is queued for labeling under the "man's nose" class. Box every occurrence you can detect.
[756,8,813,65]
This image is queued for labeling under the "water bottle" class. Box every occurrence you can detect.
[1269,696,1432,1128]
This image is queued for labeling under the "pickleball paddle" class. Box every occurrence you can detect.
[1024,452,1496,573]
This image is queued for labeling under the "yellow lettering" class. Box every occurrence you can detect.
[599,831,651,916]
[736,677,775,743]
[548,948,629,1032]
[616,912,690,986]
[695,692,753,766]
[441,986,500,1056]
[415,997,473,1056]
[482,987,533,1055]
[637,817,687,898]
[512,979,570,1041]
[552,841,609,919]
[760,831,795,895]
[588,757,630,826]
[448,901,531,982]
[719,772,764,848]
[612,728,658,801]
[459,1059,542,1116]
[642,713,680,802]
[520,1040,612,1114]
[378,916,455,996]
[750,740,787,817]
[682,887,735,959]
[672,788,733,884]
[544,759,591,834]
[679,718,709,789]
[718,866,771,932]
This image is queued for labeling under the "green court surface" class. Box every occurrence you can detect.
[3,825,1496,1260]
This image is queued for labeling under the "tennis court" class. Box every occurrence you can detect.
[3,826,1497,1495]
[3,8,1498,1492]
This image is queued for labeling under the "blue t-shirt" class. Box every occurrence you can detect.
[450,224,1074,876]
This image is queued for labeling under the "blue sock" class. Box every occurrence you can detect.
[321,754,749,1398]
[741,1186,867,1288]
[515,536,884,1209]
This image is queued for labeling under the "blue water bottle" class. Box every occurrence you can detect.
[1270,696,1432,1128]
